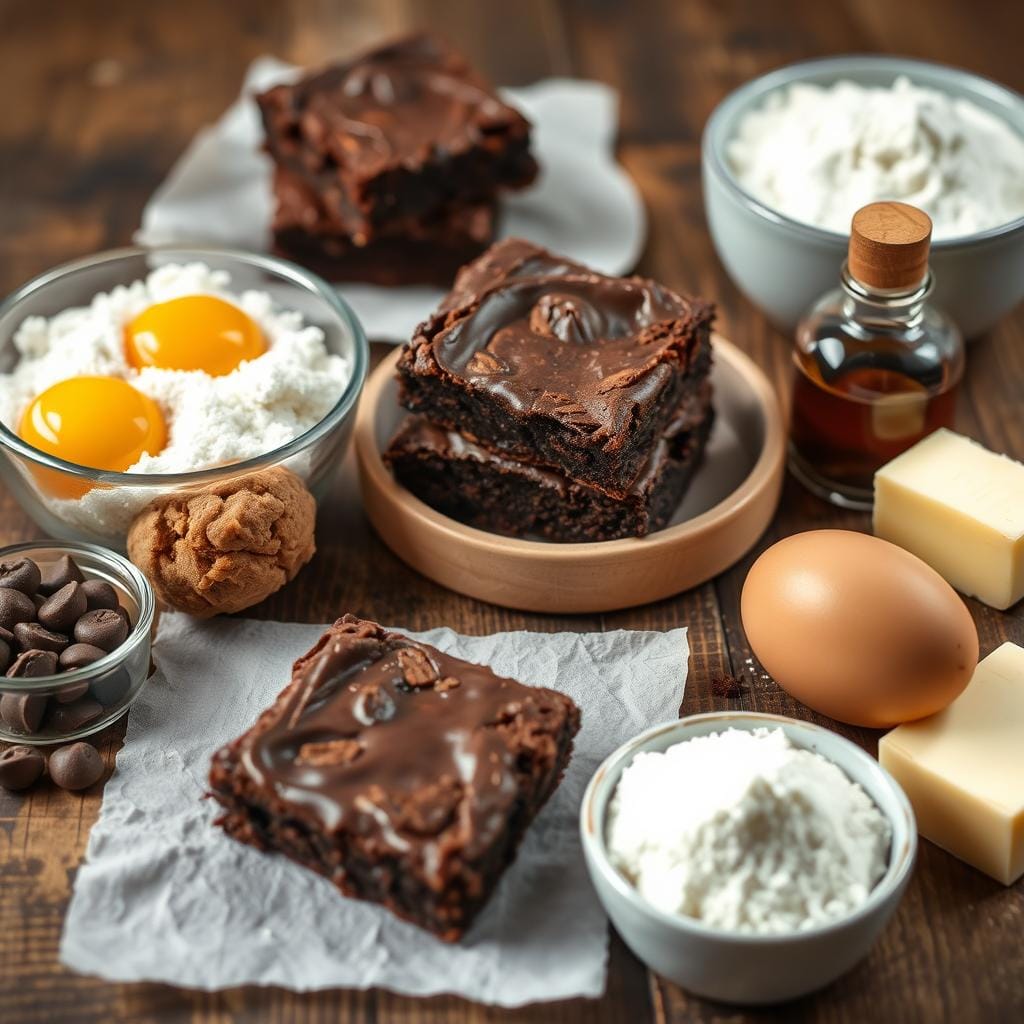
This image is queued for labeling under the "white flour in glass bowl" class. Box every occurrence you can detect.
[0,262,351,535]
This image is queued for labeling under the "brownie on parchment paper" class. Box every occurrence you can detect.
[396,238,715,499]
[209,615,580,942]
[256,33,536,283]
[270,167,497,287]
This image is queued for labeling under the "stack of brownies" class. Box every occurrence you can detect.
[386,238,716,542]
[255,34,538,286]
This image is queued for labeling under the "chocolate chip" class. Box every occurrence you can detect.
[0,588,36,631]
[6,649,58,678]
[48,742,104,791]
[0,559,41,596]
[59,643,108,671]
[0,745,46,791]
[73,609,128,652]
[88,667,131,707]
[14,621,68,656]
[37,582,87,634]
[0,628,13,675]
[55,681,90,704]
[38,554,84,596]
[80,579,119,612]
[0,692,48,733]
[45,697,103,733]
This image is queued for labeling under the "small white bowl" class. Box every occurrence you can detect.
[580,712,916,1005]
[702,56,1024,338]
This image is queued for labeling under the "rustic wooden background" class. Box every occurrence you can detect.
[1,1,1022,1022]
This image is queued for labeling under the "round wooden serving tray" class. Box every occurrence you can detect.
[355,336,785,613]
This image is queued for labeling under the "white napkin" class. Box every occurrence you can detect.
[60,614,687,1006]
[137,58,646,340]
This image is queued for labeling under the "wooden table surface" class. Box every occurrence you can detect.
[1,1,1022,1022]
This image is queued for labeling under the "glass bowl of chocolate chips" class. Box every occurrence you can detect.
[0,540,155,744]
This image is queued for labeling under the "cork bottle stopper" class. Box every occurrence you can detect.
[848,202,932,290]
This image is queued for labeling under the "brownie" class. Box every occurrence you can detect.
[385,383,713,541]
[396,238,715,498]
[208,615,580,942]
[256,34,537,246]
[271,167,496,287]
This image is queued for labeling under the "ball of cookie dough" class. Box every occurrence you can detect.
[127,467,316,618]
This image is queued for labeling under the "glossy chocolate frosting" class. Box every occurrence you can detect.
[283,34,513,174]
[427,240,708,437]
[238,617,572,860]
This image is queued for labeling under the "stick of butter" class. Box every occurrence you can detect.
[879,642,1024,885]
[874,428,1024,609]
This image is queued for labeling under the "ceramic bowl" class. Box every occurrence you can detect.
[355,336,785,614]
[702,56,1024,338]
[0,247,368,551]
[580,712,917,1005]
[0,540,156,745]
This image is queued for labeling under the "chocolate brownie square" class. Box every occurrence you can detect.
[208,616,580,942]
[396,238,715,498]
[385,381,713,541]
[256,34,537,246]
[271,167,496,287]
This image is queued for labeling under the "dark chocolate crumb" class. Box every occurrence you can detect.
[711,673,744,699]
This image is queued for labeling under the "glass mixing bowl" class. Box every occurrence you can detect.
[0,247,368,550]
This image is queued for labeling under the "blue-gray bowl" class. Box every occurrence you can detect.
[702,56,1024,338]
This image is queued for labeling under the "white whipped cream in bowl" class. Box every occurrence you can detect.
[702,56,1024,337]
[0,249,368,550]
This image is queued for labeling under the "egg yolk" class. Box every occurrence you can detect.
[124,294,265,376]
[19,377,167,498]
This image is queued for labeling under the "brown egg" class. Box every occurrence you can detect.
[741,530,978,728]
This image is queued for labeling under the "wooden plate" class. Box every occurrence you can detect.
[355,336,785,613]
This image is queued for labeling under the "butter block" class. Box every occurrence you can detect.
[874,428,1024,609]
[879,643,1024,885]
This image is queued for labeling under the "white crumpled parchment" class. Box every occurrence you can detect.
[60,614,687,1006]
[136,58,646,340]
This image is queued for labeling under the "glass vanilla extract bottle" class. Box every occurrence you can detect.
[788,201,964,509]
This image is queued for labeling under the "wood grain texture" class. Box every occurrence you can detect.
[0,1,1022,1022]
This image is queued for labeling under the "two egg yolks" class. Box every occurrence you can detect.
[18,295,265,491]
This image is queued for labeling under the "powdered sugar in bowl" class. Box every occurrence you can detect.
[580,712,916,1005]
[0,248,368,550]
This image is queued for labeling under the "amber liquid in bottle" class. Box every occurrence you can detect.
[787,259,963,509]
[790,333,959,499]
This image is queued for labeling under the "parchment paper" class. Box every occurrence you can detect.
[60,614,687,1006]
